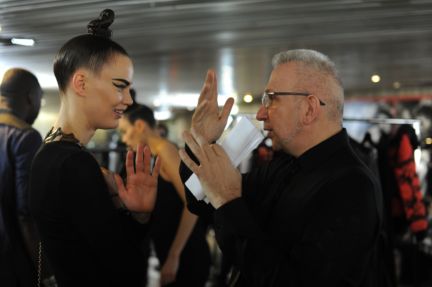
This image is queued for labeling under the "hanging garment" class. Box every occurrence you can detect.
[378,125,428,238]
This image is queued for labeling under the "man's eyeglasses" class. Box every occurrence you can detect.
[261,91,326,108]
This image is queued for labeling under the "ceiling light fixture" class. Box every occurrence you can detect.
[371,74,380,83]
[11,38,35,46]
[243,94,253,103]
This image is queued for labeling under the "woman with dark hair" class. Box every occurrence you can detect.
[30,10,160,287]
[118,105,211,286]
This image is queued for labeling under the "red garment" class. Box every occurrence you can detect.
[390,133,428,234]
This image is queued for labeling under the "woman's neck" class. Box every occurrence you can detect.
[54,102,95,145]
[146,132,163,155]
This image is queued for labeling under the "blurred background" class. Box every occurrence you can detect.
[1,0,432,145]
[3,1,432,286]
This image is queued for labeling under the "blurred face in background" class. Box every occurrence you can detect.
[118,117,139,150]
[118,117,151,150]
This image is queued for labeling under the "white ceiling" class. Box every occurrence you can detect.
[1,0,432,109]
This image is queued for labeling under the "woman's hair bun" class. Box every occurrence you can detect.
[87,9,115,38]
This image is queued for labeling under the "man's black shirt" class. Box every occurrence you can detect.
[180,129,383,286]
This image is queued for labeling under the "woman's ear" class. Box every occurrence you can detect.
[133,119,147,133]
[71,69,88,97]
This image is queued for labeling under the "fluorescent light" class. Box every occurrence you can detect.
[11,38,35,46]
[35,72,58,89]
[153,98,161,107]
[154,109,172,121]
[150,93,232,109]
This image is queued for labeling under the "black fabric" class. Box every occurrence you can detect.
[351,135,396,287]
[0,110,42,287]
[180,129,385,287]
[29,141,148,287]
[148,175,211,287]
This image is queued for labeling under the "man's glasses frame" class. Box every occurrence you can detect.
[261,91,326,108]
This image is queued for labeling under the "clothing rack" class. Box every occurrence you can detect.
[344,117,421,138]
[343,117,420,125]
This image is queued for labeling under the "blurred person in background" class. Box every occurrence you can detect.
[0,68,55,286]
[118,104,211,286]
[156,122,169,139]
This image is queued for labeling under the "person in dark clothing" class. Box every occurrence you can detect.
[29,9,161,287]
[0,68,53,286]
[179,49,385,286]
[118,105,210,286]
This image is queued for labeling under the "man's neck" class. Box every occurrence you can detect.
[289,125,342,157]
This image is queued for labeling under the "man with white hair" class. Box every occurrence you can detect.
[180,49,385,286]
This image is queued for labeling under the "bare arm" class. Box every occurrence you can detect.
[159,142,199,285]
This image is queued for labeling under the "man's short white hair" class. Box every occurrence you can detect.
[272,49,342,86]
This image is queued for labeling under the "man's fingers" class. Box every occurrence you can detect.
[198,70,213,103]
[211,143,228,158]
[210,70,218,102]
[192,100,209,122]
[220,97,235,124]
[179,148,200,175]
[182,131,207,163]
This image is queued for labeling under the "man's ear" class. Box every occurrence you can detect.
[302,95,320,125]
[71,69,88,97]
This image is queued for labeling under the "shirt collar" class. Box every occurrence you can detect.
[295,128,349,172]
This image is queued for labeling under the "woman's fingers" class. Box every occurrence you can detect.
[152,156,161,179]
[125,149,134,178]
[135,144,144,173]
[142,145,152,174]
[114,174,127,199]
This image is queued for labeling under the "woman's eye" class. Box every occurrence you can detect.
[113,83,126,91]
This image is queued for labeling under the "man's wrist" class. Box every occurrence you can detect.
[211,194,241,209]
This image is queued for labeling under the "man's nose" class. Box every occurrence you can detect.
[256,105,268,121]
